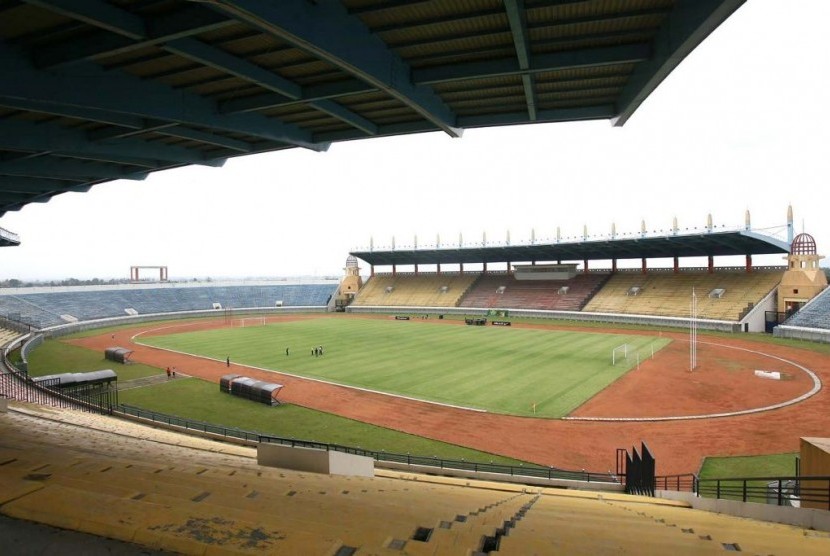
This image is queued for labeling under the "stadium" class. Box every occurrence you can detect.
[2,1,830,554]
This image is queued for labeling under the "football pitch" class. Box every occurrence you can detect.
[139,317,671,418]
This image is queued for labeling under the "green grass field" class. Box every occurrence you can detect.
[139,317,670,417]
[25,339,161,381]
[698,453,799,502]
[118,378,538,466]
[22,335,538,465]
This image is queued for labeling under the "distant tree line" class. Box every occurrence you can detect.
[0,278,131,288]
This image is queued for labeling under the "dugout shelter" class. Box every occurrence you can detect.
[104,346,133,364]
[221,373,283,406]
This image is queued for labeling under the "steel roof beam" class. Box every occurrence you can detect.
[0,97,144,129]
[0,119,227,168]
[0,176,91,193]
[33,5,234,69]
[313,104,614,142]
[163,39,378,135]
[614,0,747,126]
[87,121,253,153]
[414,44,650,85]
[0,44,327,151]
[208,0,463,138]
[30,1,375,136]
[504,0,537,121]
[220,78,373,114]
[0,157,149,181]
[23,0,146,38]
[223,46,642,116]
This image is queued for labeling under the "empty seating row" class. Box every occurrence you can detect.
[0,283,337,329]
[352,273,478,307]
[2,406,828,555]
[459,273,610,311]
[783,286,830,329]
[582,271,782,321]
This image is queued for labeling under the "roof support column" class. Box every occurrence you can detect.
[414,263,419,276]
[584,259,589,274]
[507,262,512,275]
[436,263,441,275]
[483,262,488,272]
[745,254,752,273]
[641,258,648,275]
[459,263,464,274]
[371,265,375,278]
[674,256,679,274]
[392,264,397,277]
[708,256,714,274]
[612,259,617,273]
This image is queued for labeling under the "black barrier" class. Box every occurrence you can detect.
[395,315,410,320]
[465,317,487,326]
[618,442,655,496]
[491,321,511,326]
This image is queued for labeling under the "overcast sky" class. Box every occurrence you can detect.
[1,0,828,281]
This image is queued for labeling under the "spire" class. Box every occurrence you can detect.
[787,203,794,244]
[745,209,751,231]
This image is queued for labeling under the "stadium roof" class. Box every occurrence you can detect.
[350,229,791,267]
[0,0,746,218]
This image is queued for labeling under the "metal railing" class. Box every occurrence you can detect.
[656,472,830,510]
[655,473,698,492]
[696,475,830,510]
[117,404,617,484]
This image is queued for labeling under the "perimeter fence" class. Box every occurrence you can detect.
[117,404,618,484]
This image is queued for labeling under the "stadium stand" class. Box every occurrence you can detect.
[781,286,830,330]
[0,283,337,329]
[351,273,478,307]
[2,405,829,555]
[459,273,611,311]
[582,270,782,321]
[0,326,19,345]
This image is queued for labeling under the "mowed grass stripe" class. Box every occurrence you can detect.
[140,318,670,417]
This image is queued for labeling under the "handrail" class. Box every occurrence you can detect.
[655,473,698,492]
[116,404,618,484]
[696,475,830,510]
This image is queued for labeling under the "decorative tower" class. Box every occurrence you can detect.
[777,233,827,316]
[336,255,364,309]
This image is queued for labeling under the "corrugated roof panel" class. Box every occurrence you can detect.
[528,0,674,21]
[396,31,514,60]
[117,51,195,79]
[378,12,508,46]
[431,75,523,94]
[352,0,504,29]
[0,4,72,42]
[214,32,288,57]
[186,77,255,97]
[407,45,516,69]
[153,66,227,89]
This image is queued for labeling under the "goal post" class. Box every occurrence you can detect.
[611,343,629,366]
[612,340,662,366]
[233,316,266,328]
